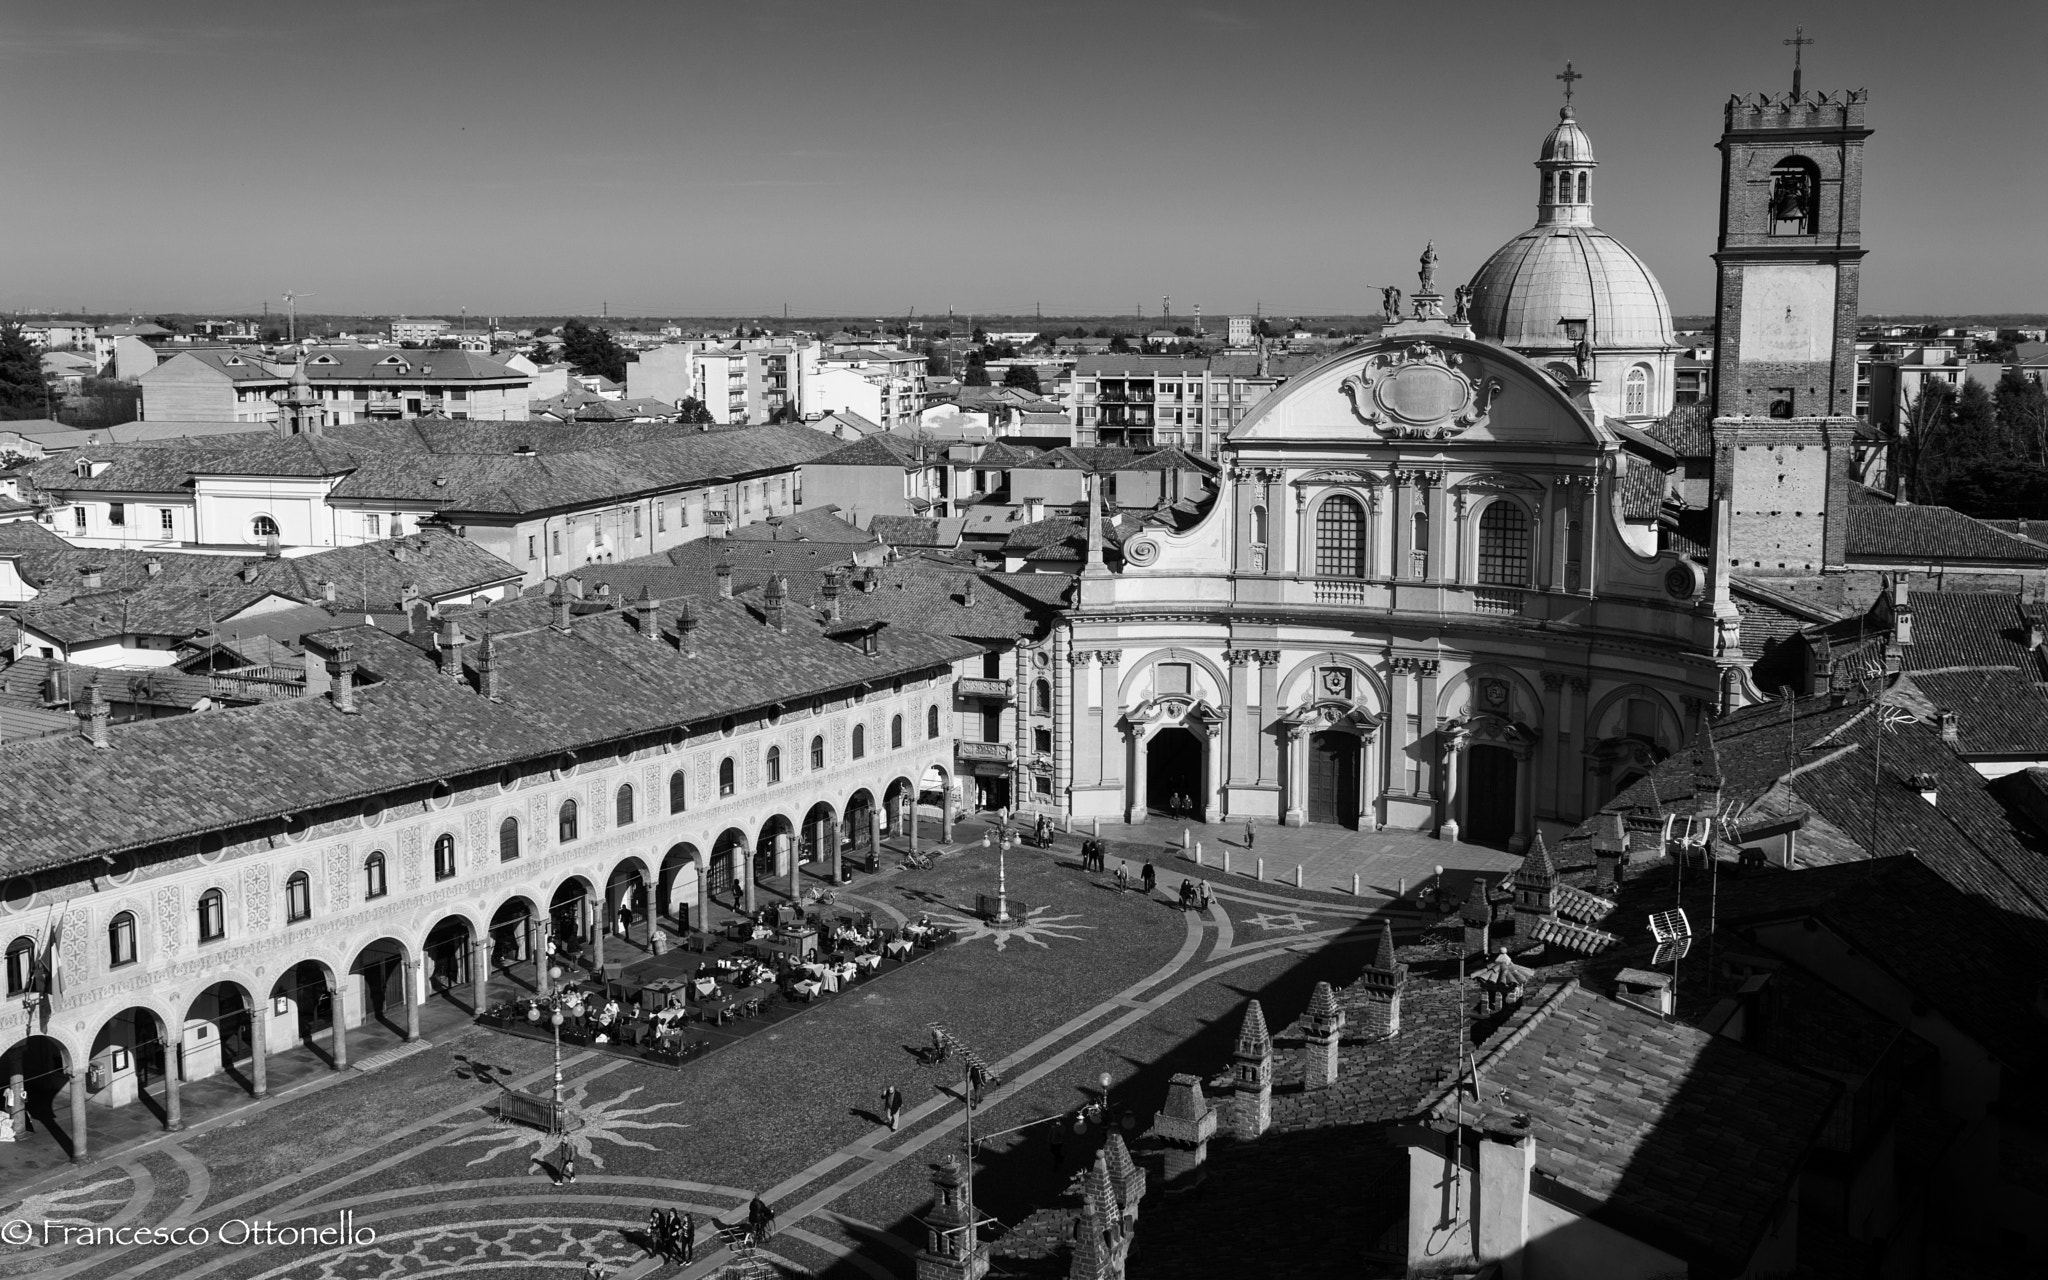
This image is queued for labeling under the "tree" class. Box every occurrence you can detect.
[1107,335,1132,354]
[1002,364,1042,394]
[675,398,715,425]
[63,377,141,430]
[0,322,49,420]
[1892,381,1954,504]
[1995,369,2048,463]
[767,401,801,424]
[964,364,991,387]
[560,319,628,383]
[925,350,948,375]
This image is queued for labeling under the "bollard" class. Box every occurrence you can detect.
[1194,841,1203,865]
[1065,813,1073,834]
[1182,827,1191,850]
[1223,848,1232,875]
[1398,876,1406,900]
[1257,857,1266,882]
[1092,817,1100,838]
[1295,863,1303,888]
[1351,873,1360,896]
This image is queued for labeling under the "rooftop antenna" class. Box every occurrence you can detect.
[281,292,314,344]
[1784,26,1814,97]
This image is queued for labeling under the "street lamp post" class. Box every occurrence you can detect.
[526,965,582,1136]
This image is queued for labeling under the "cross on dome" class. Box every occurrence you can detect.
[1783,27,1814,97]
[1556,61,1582,112]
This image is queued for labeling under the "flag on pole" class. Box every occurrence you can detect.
[35,912,63,1004]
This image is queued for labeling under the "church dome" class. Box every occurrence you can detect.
[1467,100,1673,352]
[1467,225,1674,350]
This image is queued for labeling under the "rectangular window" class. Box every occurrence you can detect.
[365,513,381,537]
[160,508,174,531]
[656,503,666,532]
[1034,727,1052,754]
[552,531,562,555]
[107,502,125,526]
[73,506,86,530]
[633,507,643,537]
[982,708,1002,743]
[448,388,468,401]
[527,535,537,561]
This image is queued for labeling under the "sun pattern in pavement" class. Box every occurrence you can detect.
[1242,911,1317,933]
[926,904,1092,952]
[447,1081,692,1172]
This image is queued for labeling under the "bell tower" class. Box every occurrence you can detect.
[1709,64,1871,582]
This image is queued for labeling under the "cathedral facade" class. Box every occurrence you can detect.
[1060,106,1718,849]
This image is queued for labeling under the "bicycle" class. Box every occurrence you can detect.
[801,885,838,908]
[901,849,934,871]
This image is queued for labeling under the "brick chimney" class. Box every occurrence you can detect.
[675,598,699,656]
[763,575,788,632]
[435,615,467,679]
[820,569,843,622]
[78,565,105,590]
[1149,1073,1217,1188]
[326,640,359,714]
[715,561,733,599]
[632,586,660,640]
[478,630,501,701]
[960,576,977,607]
[1614,966,1674,1018]
[550,586,572,632]
[1356,921,1407,1039]
[144,557,161,579]
[1592,811,1628,889]
[1100,1130,1145,1226]
[1303,981,1344,1089]
[1939,708,1958,744]
[1227,1000,1272,1141]
[1511,835,1557,944]
[79,680,110,749]
[912,1154,990,1280]
[1460,878,1493,956]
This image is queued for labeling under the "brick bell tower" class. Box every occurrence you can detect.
[1709,64,1871,584]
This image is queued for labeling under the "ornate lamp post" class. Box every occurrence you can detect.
[526,965,583,1136]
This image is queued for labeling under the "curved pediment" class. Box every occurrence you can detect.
[1228,332,1601,449]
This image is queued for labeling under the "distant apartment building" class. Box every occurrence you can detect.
[806,349,927,430]
[628,340,820,424]
[1067,352,1308,455]
[1863,343,1969,435]
[139,348,531,424]
[390,318,452,345]
[19,320,97,351]
[1227,315,1254,347]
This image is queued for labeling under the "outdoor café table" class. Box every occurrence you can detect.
[791,978,824,1001]
[827,960,856,985]
[853,952,882,973]
[885,938,914,959]
[692,976,718,1000]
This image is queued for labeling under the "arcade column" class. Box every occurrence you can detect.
[1097,650,1124,790]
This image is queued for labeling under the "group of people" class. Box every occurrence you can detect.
[1158,792,1202,818]
[645,1207,697,1265]
[1177,877,1214,912]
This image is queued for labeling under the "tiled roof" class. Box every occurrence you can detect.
[0,658,217,712]
[1529,916,1619,953]
[1911,669,2048,756]
[16,582,284,645]
[806,564,1069,642]
[724,507,875,545]
[967,441,1048,467]
[297,348,525,382]
[1812,591,2036,671]
[0,594,980,873]
[1978,518,2048,548]
[1425,979,1838,1272]
[1847,503,2048,563]
[0,523,225,602]
[1617,456,1666,521]
[807,435,934,469]
[867,516,962,548]
[237,531,523,611]
[1641,410,1713,457]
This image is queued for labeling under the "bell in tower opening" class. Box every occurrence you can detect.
[1769,158,1819,234]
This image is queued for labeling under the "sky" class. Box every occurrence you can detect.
[2,0,2043,320]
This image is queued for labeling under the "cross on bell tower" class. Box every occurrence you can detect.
[1784,27,1814,97]
[1555,61,1581,108]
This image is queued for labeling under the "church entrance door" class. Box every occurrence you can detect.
[1145,728,1205,820]
[1307,732,1361,828]
[1466,745,1516,846]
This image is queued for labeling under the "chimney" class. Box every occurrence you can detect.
[594,581,611,599]
[1228,1000,1272,1141]
[1460,878,1493,956]
[632,586,660,639]
[861,565,880,593]
[550,586,572,632]
[1615,966,1676,1018]
[478,630,502,700]
[1303,981,1344,1090]
[1592,811,1628,889]
[78,564,105,590]
[400,580,419,608]
[435,615,467,679]
[326,641,359,714]
[763,575,788,632]
[1356,921,1407,1039]
[565,577,585,599]
[820,569,843,622]
[2026,606,2046,650]
[264,533,281,560]
[80,680,110,749]
[1913,771,1939,805]
[675,598,700,655]
[239,563,259,584]
[1148,1073,1218,1189]
[960,576,977,607]
[1511,835,1558,943]
[715,561,733,599]
[144,557,161,579]
[392,542,408,564]
[1025,496,1044,523]
[1475,1131,1537,1270]
[1939,708,1958,743]
[321,579,336,604]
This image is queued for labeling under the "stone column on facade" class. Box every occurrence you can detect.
[1231,469,1259,573]
[1561,478,1588,594]
[402,959,422,1042]
[1280,721,1307,828]
[1450,489,1470,586]
[1423,472,1448,581]
[1068,650,1098,794]
[1385,657,1410,798]
[471,936,490,1016]
[247,1012,268,1098]
[1367,480,1392,580]
[1416,660,1441,802]
[69,1072,87,1162]
[940,783,955,843]
[1562,677,1588,818]
[1534,482,1556,592]
[741,843,756,916]
[1097,651,1124,790]
[1224,651,1254,788]
[1262,470,1289,574]
[1254,652,1280,788]
[326,979,348,1071]
[1510,742,1535,854]
[532,916,549,997]
[1391,471,1415,581]
[1539,674,1566,823]
[590,897,606,971]
[162,1020,183,1131]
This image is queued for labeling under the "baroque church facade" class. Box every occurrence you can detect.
[1059,95,1782,849]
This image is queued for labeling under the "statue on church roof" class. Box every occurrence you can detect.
[1418,241,1439,295]
[1452,284,1473,326]
[1381,285,1401,322]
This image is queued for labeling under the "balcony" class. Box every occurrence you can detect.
[956,677,1013,702]
[957,741,1013,765]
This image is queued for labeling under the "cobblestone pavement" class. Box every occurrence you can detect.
[0,829,1428,1279]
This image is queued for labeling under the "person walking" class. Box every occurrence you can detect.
[1141,860,1156,894]
[1115,860,1130,893]
[674,1209,693,1264]
[560,1143,578,1185]
[1244,821,1255,852]
[649,1207,667,1259]
[882,1083,903,1131]
[1196,879,1213,910]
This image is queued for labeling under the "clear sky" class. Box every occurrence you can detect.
[2,0,2042,319]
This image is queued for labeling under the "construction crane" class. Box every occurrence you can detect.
[281,292,315,344]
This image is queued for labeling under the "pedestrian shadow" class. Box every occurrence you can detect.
[848,1106,885,1126]
[450,1053,509,1086]
[531,1154,570,1184]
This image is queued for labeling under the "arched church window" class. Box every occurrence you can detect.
[1314,495,1367,578]
[1478,503,1532,587]
[1624,366,1649,416]
[1410,510,1430,579]
[1768,157,1819,235]
[1575,171,1588,203]
[1251,504,1268,546]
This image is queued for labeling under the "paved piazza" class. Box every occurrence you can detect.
[0,829,1441,1279]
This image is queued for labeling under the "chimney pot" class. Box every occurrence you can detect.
[632,586,660,639]
[80,680,111,749]
[716,562,734,599]
[676,599,700,655]
[321,579,336,603]
[550,587,572,632]
[436,616,467,679]
[79,564,105,590]
[326,641,359,714]
[1938,708,1958,743]
[144,557,161,579]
